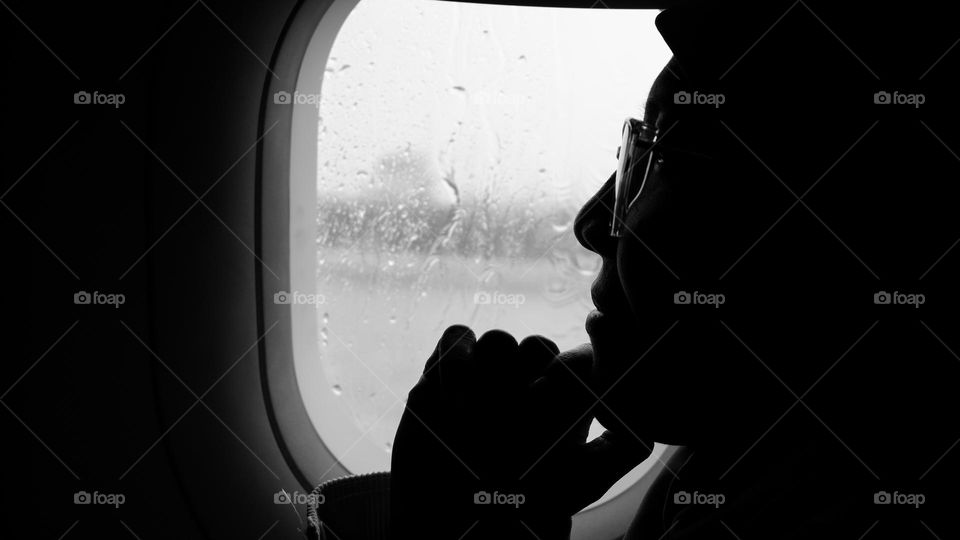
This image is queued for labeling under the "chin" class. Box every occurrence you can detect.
[585,309,645,381]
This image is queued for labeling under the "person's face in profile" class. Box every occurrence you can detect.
[573,59,762,445]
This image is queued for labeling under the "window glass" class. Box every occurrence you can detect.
[313,0,671,493]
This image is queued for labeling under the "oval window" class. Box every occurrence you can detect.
[297,0,672,514]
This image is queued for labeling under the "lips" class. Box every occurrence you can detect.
[585,308,634,363]
[584,309,646,437]
[590,256,635,317]
[584,309,606,336]
[589,285,636,327]
[585,303,647,371]
[590,289,613,317]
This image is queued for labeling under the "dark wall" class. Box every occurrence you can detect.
[10,1,960,539]
[10,1,654,537]
[11,0,304,538]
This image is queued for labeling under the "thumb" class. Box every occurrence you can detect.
[530,343,596,442]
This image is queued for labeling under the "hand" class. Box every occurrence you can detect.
[391,325,652,538]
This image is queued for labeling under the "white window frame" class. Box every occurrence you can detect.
[258,1,677,537]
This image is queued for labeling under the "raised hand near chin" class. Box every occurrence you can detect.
[391,325,652,539]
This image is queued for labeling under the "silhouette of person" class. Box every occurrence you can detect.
[392,2,959,538]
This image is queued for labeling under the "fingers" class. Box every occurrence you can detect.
[473,329,519,390]
[435,325,476,401]
[554,344,596,442]
[534,343,595,399]
[517,335,559,386]
[432,329,560,395]
[551,343,594,383]
[530,343,597,444]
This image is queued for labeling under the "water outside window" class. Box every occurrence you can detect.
[312,0,671,496]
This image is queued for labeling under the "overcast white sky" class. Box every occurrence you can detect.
[318,0,672,207]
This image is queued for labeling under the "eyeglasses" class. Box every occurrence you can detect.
[609,118,713,237]
[611,118,659,237]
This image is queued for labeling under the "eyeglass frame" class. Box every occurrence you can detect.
[610,117,714,237]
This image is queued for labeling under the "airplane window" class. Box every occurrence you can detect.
[306,0,671,507]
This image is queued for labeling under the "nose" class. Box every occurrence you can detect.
[574,171,620,258]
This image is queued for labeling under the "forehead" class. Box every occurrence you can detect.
[644,57,685,127]
[642,57,719,156]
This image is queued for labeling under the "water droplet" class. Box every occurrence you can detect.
[550,210,574,233]
[422,256,440,272]
[478,267,500,288]
[331,384,342,396]
[385,442,393,453]
[547,278,567,294]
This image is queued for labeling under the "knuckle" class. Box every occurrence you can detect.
[439,325,476,348]
[476,329,519,352]
[519,335,559,355]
